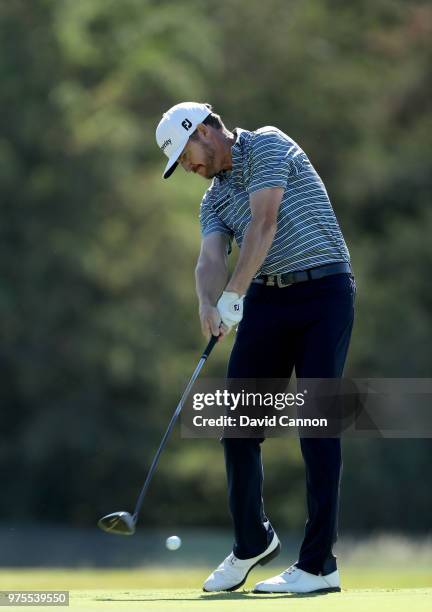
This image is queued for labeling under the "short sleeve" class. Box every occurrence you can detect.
[247,129,299,195]
[199,189,234,255]
[199,190,233,239]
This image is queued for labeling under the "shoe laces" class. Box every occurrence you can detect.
[215,553,239,576]
[282,565,298,576]
[228,553,238,566]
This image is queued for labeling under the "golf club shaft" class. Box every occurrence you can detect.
[132,334,219,521]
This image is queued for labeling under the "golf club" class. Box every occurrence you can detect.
[98,334,219,535]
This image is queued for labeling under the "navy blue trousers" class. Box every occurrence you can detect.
[223,272,356,575]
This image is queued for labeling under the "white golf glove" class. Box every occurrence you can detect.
[217,291,245,328]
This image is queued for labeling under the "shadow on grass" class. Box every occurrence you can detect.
[95,589,340,602]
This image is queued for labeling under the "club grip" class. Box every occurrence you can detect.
[201,334,219,360]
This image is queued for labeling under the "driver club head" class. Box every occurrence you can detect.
[97,511,136,536]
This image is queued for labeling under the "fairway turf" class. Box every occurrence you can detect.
[0,568,431,611]
[77,588,431,611]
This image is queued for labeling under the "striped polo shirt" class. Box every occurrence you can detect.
[199,126,350,275]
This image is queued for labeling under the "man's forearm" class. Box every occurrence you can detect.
[195,257,229,306]
[226,219,277,295]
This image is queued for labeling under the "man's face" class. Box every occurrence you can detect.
[177,130,219,179]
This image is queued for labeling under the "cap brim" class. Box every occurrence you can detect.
[163,161,178,179]
[162,141,186,179]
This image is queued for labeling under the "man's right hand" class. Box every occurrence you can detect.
[199,303,230,340]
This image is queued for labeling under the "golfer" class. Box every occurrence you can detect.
[156,102,355,593]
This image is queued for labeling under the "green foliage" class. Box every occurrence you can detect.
[0,0,431,531]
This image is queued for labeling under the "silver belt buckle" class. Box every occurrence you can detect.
[276,273,293,288]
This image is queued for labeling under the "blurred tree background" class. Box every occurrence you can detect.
[0,0,431,533]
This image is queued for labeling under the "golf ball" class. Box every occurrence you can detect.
[166,535,181,551]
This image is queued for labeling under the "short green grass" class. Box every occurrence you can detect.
[1,567,431,611]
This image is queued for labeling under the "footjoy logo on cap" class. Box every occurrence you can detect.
[182,118,193,131]
[161,138,172,151]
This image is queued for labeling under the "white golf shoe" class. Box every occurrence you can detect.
[254,564,340,594]
[203,525,281,592]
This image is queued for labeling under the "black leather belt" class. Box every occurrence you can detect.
[252,262,352,288]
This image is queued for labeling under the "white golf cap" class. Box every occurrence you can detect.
[156,102,212,179]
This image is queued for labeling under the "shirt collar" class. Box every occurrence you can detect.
[215,127,245,181]
[232,127,245,154]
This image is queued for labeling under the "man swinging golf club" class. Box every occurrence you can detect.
[156,102,355,594]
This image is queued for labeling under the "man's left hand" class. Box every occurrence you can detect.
[217,291,245,328]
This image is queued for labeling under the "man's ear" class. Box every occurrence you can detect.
[196,123,209,139]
